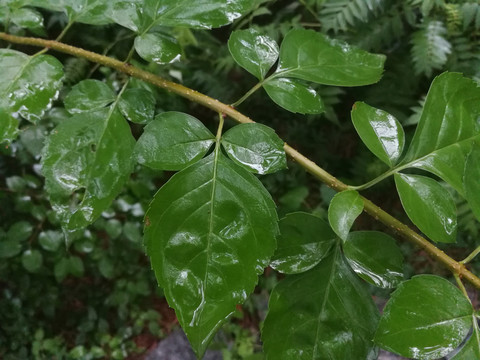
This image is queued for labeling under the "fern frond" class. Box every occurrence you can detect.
[410,20,451,76]
[409,0,445,16]
[460,2,480,30]
[447,33,480,79]
[444,3,461,33]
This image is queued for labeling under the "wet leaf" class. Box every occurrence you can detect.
[351,102,405,167]
[0,49,63,123]
[263,78,324,114]
[7,221,33,242]
[343,231,404,288]
[144,152,278,357]
[118,88,156,124]
[395,173,457,243]
[0,107,19,143]
[263,247,379,359]
[134,32,182,64]
[64,79,115,114]
[270,212,336,274]
[328,190,363,240]
[464,143,480,222]
[10,7,45,35]
[38,230,63,252]
[221,123,286,175]
[33,0,113,25]
[401,73,480,195]
[42,108,135,230]
[134,112,215,171]
[228,28,279,80]
[275,28,385,86]
[451,322,480,359]
[375,275,473,359]
[21,249,43,272]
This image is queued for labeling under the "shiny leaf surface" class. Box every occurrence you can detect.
[145,152,278,357]
[0,49,63,123]
[401,73,480,195]
[0,107,19,143]
[270,212,337,274]
[328,190,363,240]
[42,108,135,230]
[375,275,473,359]
[134,32,182,65]
[263,248,379,360]
[134,112,215,171]
[275,28,385,86]
[221,123,286,175]
[351,102,405,167]
[451,322,480,359]
[263,78,325,114]
[228,28,279,80]
[118,88,155,124]
[64,79,115,114]
[10,7,45,35]
[464,143,480,221]
[344,231,404,288]
[32,0,112,25]
[395,173,457,243]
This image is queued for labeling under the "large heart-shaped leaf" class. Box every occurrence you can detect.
[228,28,279,80]
[375,275,473,359]
[270,212,337,274]
[134,112,215,171]
[42,108,135,230]
[394,173,457,243]
[263,247,379,359]
[464,143,480,222]
[351,102,405,167]
[274,28,386,86]
[328,190,363,240]
[343,231,404,288]
[221,123,286,174]
[0,49,63,124]
[144,151,278,357]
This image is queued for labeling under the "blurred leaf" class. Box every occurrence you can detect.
[134,112,214,171]
[135,32,182,64]
[0,239,22,258]
[464,143,480,222]
[105,219,122,239]
[144,152,278,358]
[38,230,63,252]
[263,78,325,114]
[395,173,457,243]
[328,190,363,240]
[221,123,286,175]
[263,248,379,359]
[228,28,279,80]
[123,221,141,242]
[7,221,33,242]
[279,186,308,210]
[344,231,404,288]
[21,249,43,273]
[270,212,336,274]
[375,275,473,359]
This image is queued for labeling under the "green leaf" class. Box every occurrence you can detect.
[118,88,155,124]
[134,112,215,171]
[401,73,480,196]
[263,78,325,114]
[351,102,405,167]
[274,28,385,86]
[375,275,473,359]
[270,212,336,274]
[395,173,457,243]
[134,32,182,65]
[21,249,43,272]
[144,152,278,357]
[221,123,286,175]
[64,80,115,114]
[328,190,363,240]
[263,248,379,359]
[0,239,22,258]
[451,321,480,359]
[110,0,255,32]
[42,108,135,230]
[32,0,113,25]
[228,28,279,80]
[10,7,45,35]
[464,143,480,222]
[7,221,33,242]
[105,219,122,239]
[0,49,63,123]
[343,231,404,288]
[0,107,19,143]
[38,230,64,252]
[68,256,84,277]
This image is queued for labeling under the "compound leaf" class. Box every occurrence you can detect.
[144,152,278,357]
[375,275,473,359]
[343,231,404,288]
[328,190,363,240]
[263,247,379,359]
[134,112,215,171]
[270,212,336,274]
[228,28,279,80]
[221,123,286,175]
[275,28,385,86]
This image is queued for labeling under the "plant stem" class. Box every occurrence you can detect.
[455,274,472,303]
[2,32,480,290]
[461,246,480,264]
[231,81,264,107]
